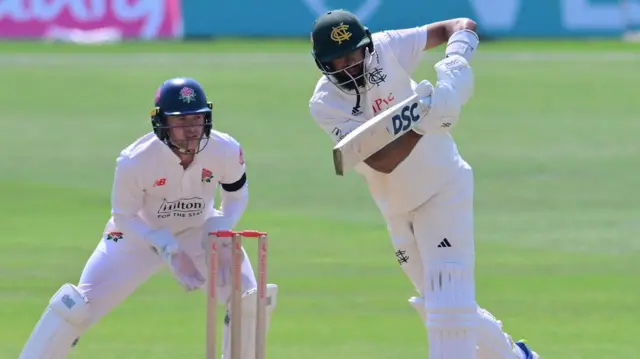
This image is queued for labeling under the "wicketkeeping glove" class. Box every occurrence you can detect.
[147,228,205,291]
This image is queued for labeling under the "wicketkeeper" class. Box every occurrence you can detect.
[18,77,278,359]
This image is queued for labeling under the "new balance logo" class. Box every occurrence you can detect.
[437,238,452,248]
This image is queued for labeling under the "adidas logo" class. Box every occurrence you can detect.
[437,238,452,248]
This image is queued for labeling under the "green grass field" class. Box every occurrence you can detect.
[1,39,638,358]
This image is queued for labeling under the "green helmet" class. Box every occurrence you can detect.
[311,9,372,64]
[310,9,374,93]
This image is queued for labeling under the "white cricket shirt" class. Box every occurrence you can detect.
[103,130,246,246]
[309,25,471,218]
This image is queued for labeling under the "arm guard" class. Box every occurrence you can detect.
[445,29,479,62]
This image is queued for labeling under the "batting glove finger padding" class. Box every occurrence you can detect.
[434,55,474,106]
[413,56,475,135]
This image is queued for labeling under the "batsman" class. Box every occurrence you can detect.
[309,9,541,359]
[17,77,278,359]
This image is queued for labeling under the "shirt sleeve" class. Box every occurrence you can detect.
[221,136,246,186]
[310,102,363,144]
[219,138,248,228]
[380,25,429,74]
[110,155,154,241]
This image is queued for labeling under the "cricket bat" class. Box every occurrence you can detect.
[332,80,433,176]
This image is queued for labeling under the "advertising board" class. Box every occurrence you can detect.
[0,0,183,40]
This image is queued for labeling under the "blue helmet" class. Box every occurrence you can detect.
[150,77,213,153]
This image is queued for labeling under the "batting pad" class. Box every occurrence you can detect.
[18,283,90,359]
[410,296,523,359]
[222,284,278,359]
[424,262,478,359]
[409,296,426,322]
[476,308,522,359]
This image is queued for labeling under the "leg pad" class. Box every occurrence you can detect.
[18,283,90,359]
[222,284,278,359]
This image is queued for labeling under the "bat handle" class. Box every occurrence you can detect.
[415,80,434,97]
[419,95,432,112]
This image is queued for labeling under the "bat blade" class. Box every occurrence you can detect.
[332,93,430,176]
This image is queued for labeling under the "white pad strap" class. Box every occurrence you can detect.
[222,284,278,359]
[19,283,90,359]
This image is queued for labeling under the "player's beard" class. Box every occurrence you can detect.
[323,47,377,94]
[332,62,366,92]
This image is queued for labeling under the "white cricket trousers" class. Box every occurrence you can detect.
[386,167,521,359]
[75,220,257,332]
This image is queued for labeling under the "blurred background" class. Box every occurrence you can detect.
[1,1,638,358]
[1,0,639,42]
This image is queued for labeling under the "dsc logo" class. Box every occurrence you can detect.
[390,102,420,135]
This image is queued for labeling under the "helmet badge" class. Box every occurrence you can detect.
[179,86,196,103]
[330,23,352,44]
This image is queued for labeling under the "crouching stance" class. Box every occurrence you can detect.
[18,78,278,359]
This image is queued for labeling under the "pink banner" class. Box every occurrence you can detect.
[0,0,183,40]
